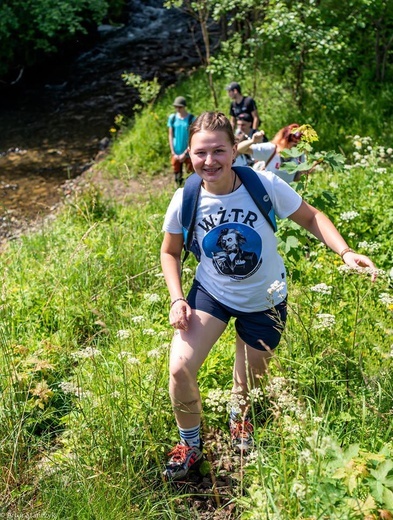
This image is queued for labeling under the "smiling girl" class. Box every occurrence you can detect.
[160,111,376,481]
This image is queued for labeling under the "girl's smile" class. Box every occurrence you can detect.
[188,130,237,193]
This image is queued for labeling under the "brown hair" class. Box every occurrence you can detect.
[272,123,301,149]
[188,111,236,147]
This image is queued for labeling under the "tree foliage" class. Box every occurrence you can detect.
[0,0,124,79]
[170,0,392,116]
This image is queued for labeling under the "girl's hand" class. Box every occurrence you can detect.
[342,251,378,282]
[169,299,191,330]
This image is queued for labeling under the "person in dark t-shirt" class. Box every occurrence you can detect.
[225,81,260,131]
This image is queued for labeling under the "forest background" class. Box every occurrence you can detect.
[1,1,393,519]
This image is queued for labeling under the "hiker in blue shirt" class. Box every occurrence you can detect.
[160,111,376,481]
[168,96,195,186]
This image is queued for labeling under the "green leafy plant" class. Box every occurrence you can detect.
[281,124,345,177]
[121,72,161,108]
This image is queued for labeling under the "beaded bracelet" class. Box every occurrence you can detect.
[170,297,188,308]
[339,247,355,260]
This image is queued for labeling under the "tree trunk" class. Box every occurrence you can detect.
[197,6,218,108]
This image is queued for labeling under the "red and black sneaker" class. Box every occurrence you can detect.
[163,440,203,481]
[230,417,254,453]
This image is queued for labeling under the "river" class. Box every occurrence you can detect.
[0,0,210,243]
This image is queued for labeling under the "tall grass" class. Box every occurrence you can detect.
[0,141,392,517]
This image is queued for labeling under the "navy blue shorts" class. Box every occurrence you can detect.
[187,280,287,351]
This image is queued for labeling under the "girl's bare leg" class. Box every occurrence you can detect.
[169,310,227,429]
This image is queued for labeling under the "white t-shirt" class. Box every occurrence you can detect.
[251,142,303,184]
[233,154,249,167]
[162,170,302,312]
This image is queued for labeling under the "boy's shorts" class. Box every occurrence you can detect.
[187,279,287,352]
[171,155,193,174]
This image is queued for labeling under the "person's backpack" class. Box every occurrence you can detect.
[181,165,277,264]
[169,113,194,138]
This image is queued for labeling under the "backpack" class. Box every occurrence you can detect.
[181,166,277,264]
[169,113,194,137]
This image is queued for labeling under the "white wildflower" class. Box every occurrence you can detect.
[357,241,380,252]
[277,393,304,416]
[147,348,161,358]
[131,316,144,324]
[299,449,313,464]
[310,283,332,295]
[71,347,100,359]
[315,313,335,330]
[379,293,393,305]
[387,148,393,155]
[292,481,307,500]
[143,328,156,336]
[340,211,359,222]
[145,293,160,303]
[227,392,248,415]
[118,351,140,364]
[155,272,165,278]
[306,432,337,458]
[205,388,230,413]
[266,376,288,396]
[59,381,84,397]
[337,264,383,277]
[249,387,264,399]
[117,329,131,339]
[245,450,261,465]
[282,416,301,435]
[267,280,286,295]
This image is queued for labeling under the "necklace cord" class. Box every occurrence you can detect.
[231,171,237,193]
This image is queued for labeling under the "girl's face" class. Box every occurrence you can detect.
[188,130,237,186]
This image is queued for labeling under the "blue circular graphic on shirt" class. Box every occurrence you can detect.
[202,223,262,279]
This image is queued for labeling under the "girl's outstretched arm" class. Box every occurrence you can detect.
[289,201,377,281]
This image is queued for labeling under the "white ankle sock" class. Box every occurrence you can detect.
[178,424,201,447]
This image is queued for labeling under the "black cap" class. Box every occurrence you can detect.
[225,82,241,92]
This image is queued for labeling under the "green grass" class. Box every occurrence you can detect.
[1,148,392,518]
